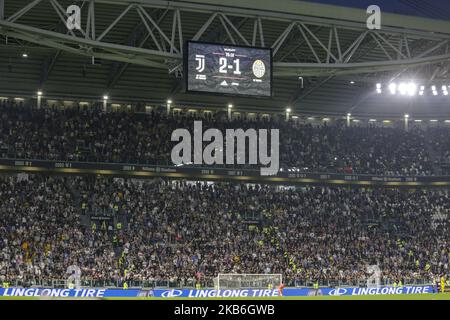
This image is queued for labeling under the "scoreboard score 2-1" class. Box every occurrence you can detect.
[185,41,272,97]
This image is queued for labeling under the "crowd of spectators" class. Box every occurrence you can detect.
[0,175,120,285]
[428,127,450,166]
[1,174,448,287]
[1,101,447,176]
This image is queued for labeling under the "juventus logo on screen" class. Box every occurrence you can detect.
[195,55,205,73]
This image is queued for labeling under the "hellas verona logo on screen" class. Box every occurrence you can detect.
[252,60,266,78]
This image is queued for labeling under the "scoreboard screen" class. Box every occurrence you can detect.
[185,41,272,97]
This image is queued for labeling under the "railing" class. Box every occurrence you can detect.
[0,151,438,177]
[1,158,449,187]
[291,278,433,288]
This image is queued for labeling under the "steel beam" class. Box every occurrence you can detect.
[343,31,368,63]
[136,7,163,51]
[90,0,450,39]
[218,14,235,44]
[40,51,61,87]
[370,33,393,61]
[251,19,257,46]
[296,24,321,63]
[374,33,407,60]
[221,14,249,46]
[275,52,450,76]
[137,5,178,53]
[5,20,450,78]
[0,0,4,20]
[403,35,411,59]
[333,27,342,62]
[3,0,450,80]
[174,10,183,52]
[89,0,96,40]
[97,4,133,42]
[40,1,91,87]
[300,23,338,62]
[272,22,295,57]
[7,0,43,23]
[257,17,264,47]
[326,28,332,64]
[176,9,183,52]
[290,75,334,105]
[170,9,177,54]
[5,0,450,41]
[289,35,379,105]
[107,9,169,89]
[416,40,449,59]
[50,0,87,38]
[0,20,178,60]
[278,26,322,62]
[192,12,217,41]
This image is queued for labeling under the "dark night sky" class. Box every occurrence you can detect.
[300,0,450,21]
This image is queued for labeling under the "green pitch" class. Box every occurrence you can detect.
[1,293,449,300]
[109,293,450,300]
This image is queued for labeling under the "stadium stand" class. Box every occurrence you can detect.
[1,100,447,176]
[0,173,448,289]
[1,0,450,304]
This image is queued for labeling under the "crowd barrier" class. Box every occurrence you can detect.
[0,285,436,298]
[1,158,450,186]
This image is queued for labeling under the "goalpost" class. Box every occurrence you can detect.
[214,274,282,290]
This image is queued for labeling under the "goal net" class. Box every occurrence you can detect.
[214,274,282,290]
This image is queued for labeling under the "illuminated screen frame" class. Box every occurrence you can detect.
[184,40,273,98]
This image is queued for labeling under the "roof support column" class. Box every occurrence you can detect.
[0,0,4,20]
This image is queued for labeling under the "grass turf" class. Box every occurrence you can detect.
[0,293,449,300]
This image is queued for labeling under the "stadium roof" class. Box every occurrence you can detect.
[1,0,450,117]
[302,0,450,21]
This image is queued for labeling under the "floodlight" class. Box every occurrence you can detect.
[398,83,407,95]
[407,83,417,96]
[389,83,397,94]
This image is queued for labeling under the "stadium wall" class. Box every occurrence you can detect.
[0,286,437,298]
[1,159,450,187]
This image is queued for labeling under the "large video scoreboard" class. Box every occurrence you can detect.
[185,41,272,97]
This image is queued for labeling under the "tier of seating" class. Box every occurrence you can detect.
[2,101,450,176]
[1,174,448,287]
